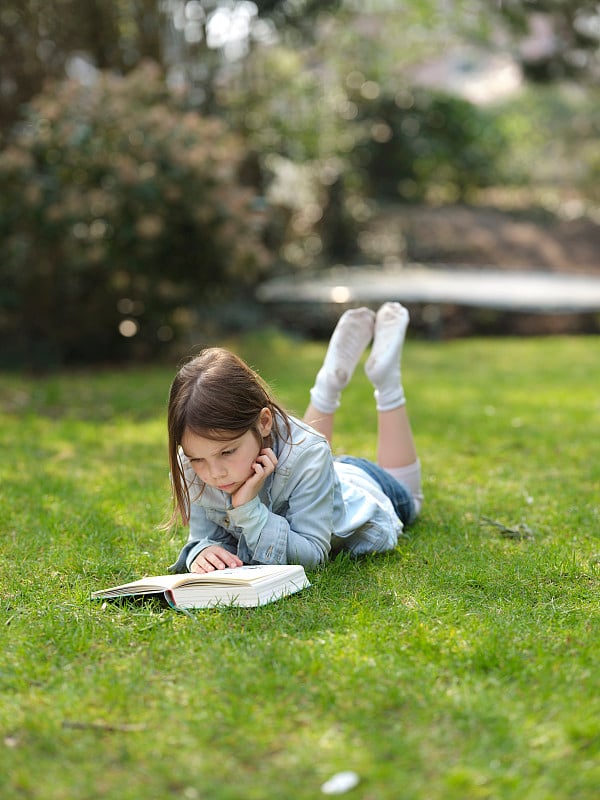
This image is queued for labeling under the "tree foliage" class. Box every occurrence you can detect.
[0,62,269,366]
[0,0,164,129]
[1,1,599,365]
[351,89,508,203]
[0,0,342,129]
[497,0,600,82]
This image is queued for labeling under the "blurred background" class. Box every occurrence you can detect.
[1,0,599,368]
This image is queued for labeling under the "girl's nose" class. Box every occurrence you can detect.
[209,463,226,481]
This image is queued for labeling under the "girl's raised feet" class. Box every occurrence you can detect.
[309,306,375,413]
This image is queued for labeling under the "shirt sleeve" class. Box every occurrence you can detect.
[228,440,335,568]
[168,502,238,573]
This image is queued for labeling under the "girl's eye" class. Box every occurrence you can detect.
[222,449,235,456]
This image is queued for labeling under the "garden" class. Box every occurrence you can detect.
[1,3,599,798]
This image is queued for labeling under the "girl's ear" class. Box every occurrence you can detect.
[258,407,273,437]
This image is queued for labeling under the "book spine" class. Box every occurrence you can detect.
[164,589,178,608]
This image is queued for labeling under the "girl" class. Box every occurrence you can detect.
[167,302,423,573]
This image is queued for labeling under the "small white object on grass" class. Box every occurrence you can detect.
[320,771,360,795]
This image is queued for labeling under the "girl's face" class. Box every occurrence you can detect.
[180,408,272,495]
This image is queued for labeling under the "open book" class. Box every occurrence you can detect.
[91,564,310,609]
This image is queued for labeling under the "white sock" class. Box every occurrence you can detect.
[365,302,409,411]
[384,460,423,516]
[309,307,375,413]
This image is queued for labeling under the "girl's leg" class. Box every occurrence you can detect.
[304,307,375,443]
[376,407,417,469]
[365,302,423,512]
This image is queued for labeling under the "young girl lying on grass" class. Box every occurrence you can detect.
[167,302,423,573]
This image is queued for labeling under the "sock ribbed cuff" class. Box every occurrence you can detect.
[374,386,406,412]
[309,385,339,415]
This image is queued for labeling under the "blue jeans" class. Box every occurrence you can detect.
[335,456,416,526]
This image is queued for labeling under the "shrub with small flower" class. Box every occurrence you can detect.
[0,61,270,366]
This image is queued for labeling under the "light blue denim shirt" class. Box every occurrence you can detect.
[169,415,404,572]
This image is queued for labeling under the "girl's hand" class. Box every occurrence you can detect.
[231,447,278,508]
[190,545,243,573]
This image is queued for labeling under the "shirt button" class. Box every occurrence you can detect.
[223,515,230,526]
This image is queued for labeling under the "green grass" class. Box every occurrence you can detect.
[1,331,599,800]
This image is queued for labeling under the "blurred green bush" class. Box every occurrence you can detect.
[0,61,270,367]
[351,88,509,203]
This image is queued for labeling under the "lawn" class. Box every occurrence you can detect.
[1,331,598,800]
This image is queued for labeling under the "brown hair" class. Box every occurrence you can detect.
[166,347,292,526]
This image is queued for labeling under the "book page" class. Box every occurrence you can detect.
[174,564,303,587]
[92,564,306,597]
